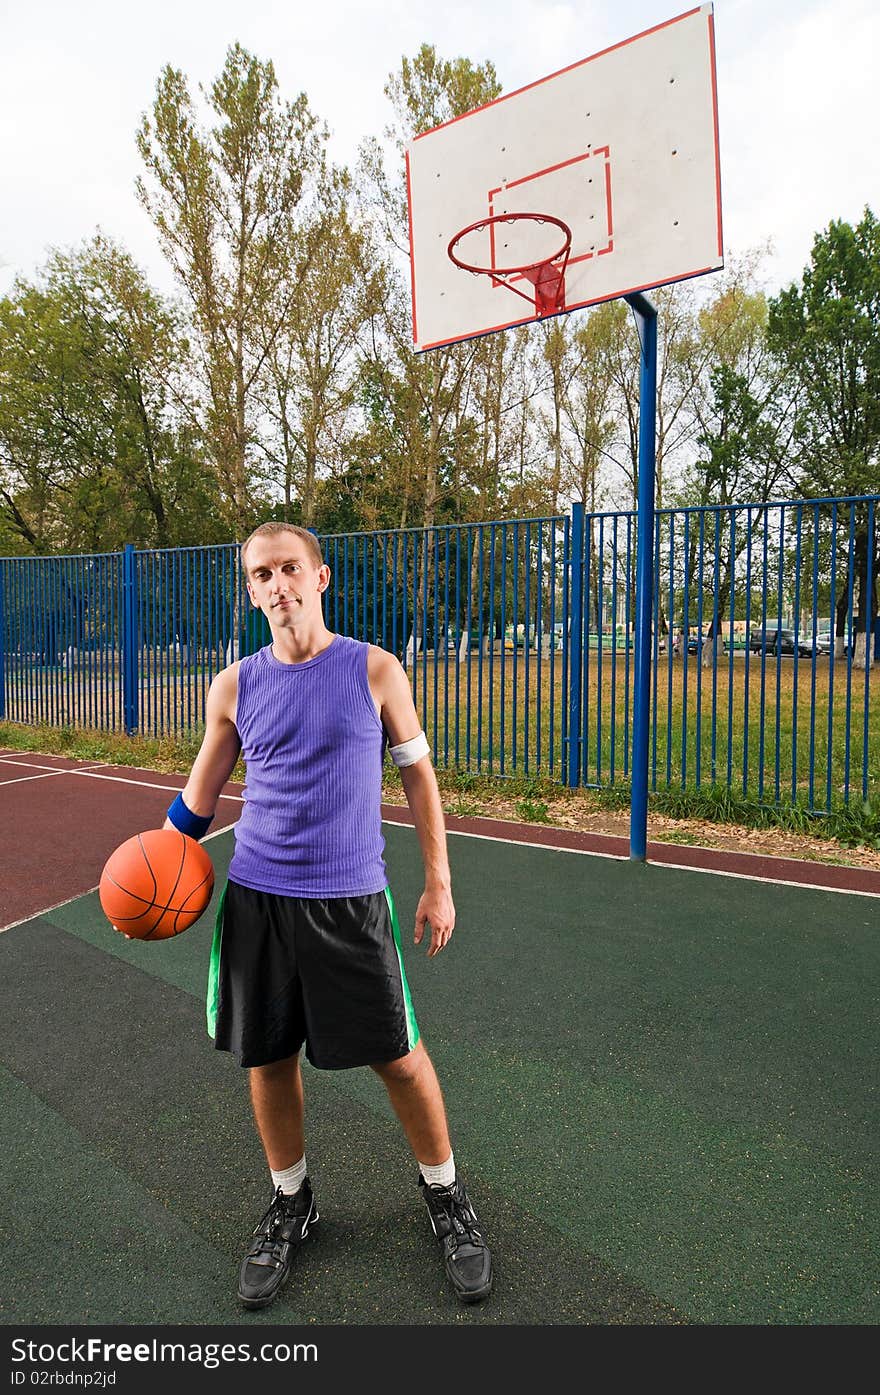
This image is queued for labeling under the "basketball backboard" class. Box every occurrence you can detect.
[406,5,723,351]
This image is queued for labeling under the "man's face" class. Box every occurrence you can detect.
[244,533,330,629]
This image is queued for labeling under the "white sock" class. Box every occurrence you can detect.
[419,1152,456,1189]
[270,1155,307,1196]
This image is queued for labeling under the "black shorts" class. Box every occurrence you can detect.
[206,879,420,1069]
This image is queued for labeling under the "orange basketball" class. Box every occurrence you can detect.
[99,828,215,940]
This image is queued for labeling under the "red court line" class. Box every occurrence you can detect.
[381,806,880,898]
[3,749,874,935]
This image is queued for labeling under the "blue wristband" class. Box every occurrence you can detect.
[167,792,213,840]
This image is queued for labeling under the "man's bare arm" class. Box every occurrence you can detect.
[368,647,454,957]
[163,665,242,828]
[397,760,451,890]
[399,759,455,957]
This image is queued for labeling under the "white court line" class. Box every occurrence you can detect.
[2,815,874,937]
[0,762,108,787]
[0,752,96,759]
[0,755,242,802]
[643,858,880,897]
[382,815,619,863]
[1,770,92,788]
[3,757,872,926]
[0,756,109,773]
[385,820,880,899]
[71,769,243,802]
[1,888,101,936]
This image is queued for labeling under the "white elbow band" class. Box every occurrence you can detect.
[389,731,430,767]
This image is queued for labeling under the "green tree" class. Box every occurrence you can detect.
[455,327,538,520]
[538,315,618,514]
[768,208,880,664]
[358,45,501,532]
[593,286,708,511]
[689,280,795,509]
[254,170,379,527]
[0,237,212,554]
[136,44,326,533]
[641,258,797,662]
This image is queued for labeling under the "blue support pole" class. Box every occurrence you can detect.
[566,501,585,786]
[122,543,139,736]
[625,292,658,860]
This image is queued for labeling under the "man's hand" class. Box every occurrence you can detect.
[414,885,456,957]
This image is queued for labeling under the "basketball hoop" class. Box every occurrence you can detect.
[447,213,572,316]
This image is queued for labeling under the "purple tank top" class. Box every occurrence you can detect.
[228,635,387,897]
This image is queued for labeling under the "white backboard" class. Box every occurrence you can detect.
[406,5,723,351]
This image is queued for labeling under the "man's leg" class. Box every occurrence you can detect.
[249,1052,305,1169]
[371,1040,492,1303]
[238,1051,317,1311]
[370,1039,450,1163]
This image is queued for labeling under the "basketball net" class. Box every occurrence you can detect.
[448,213,572,317]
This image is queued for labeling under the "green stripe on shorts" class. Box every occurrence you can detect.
[206,882,227,1039]
[384,886,420,1052]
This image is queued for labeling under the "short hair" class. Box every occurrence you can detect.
[240,522,324,573]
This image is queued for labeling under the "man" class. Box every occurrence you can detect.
[163,522,492,1309]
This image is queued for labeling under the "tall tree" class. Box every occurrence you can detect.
[591,287,705,510]
[538,315,618,514]
[688,282,796,509]
[455,326,537,520]
[768,208,880,664]
[0,237,210,554]
[136,44,326,533]
[254,170,379,526]
[358,45,501,531]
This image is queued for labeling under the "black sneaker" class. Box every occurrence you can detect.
[237,1179,319,1310]
[418,1172,493,1303]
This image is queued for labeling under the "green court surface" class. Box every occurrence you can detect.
[0,824,877,1326]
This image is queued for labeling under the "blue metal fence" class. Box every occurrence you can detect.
[1,496,877,811]
[564,494,879,809]
[322,518,569,777]
[1,551,124,731]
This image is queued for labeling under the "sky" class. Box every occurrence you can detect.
[1,0,878,304]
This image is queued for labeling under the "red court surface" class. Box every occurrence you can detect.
[0,750,243,930]
[2,749,878,932]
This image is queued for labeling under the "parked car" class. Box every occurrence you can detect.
[685,632,726,654]
[810,631,834,655]
[748,627,812,657]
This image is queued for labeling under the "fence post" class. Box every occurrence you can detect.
[122,544,139,736]
[625,292,658,861]
[566,501,585,787]
[0,562,6,721]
